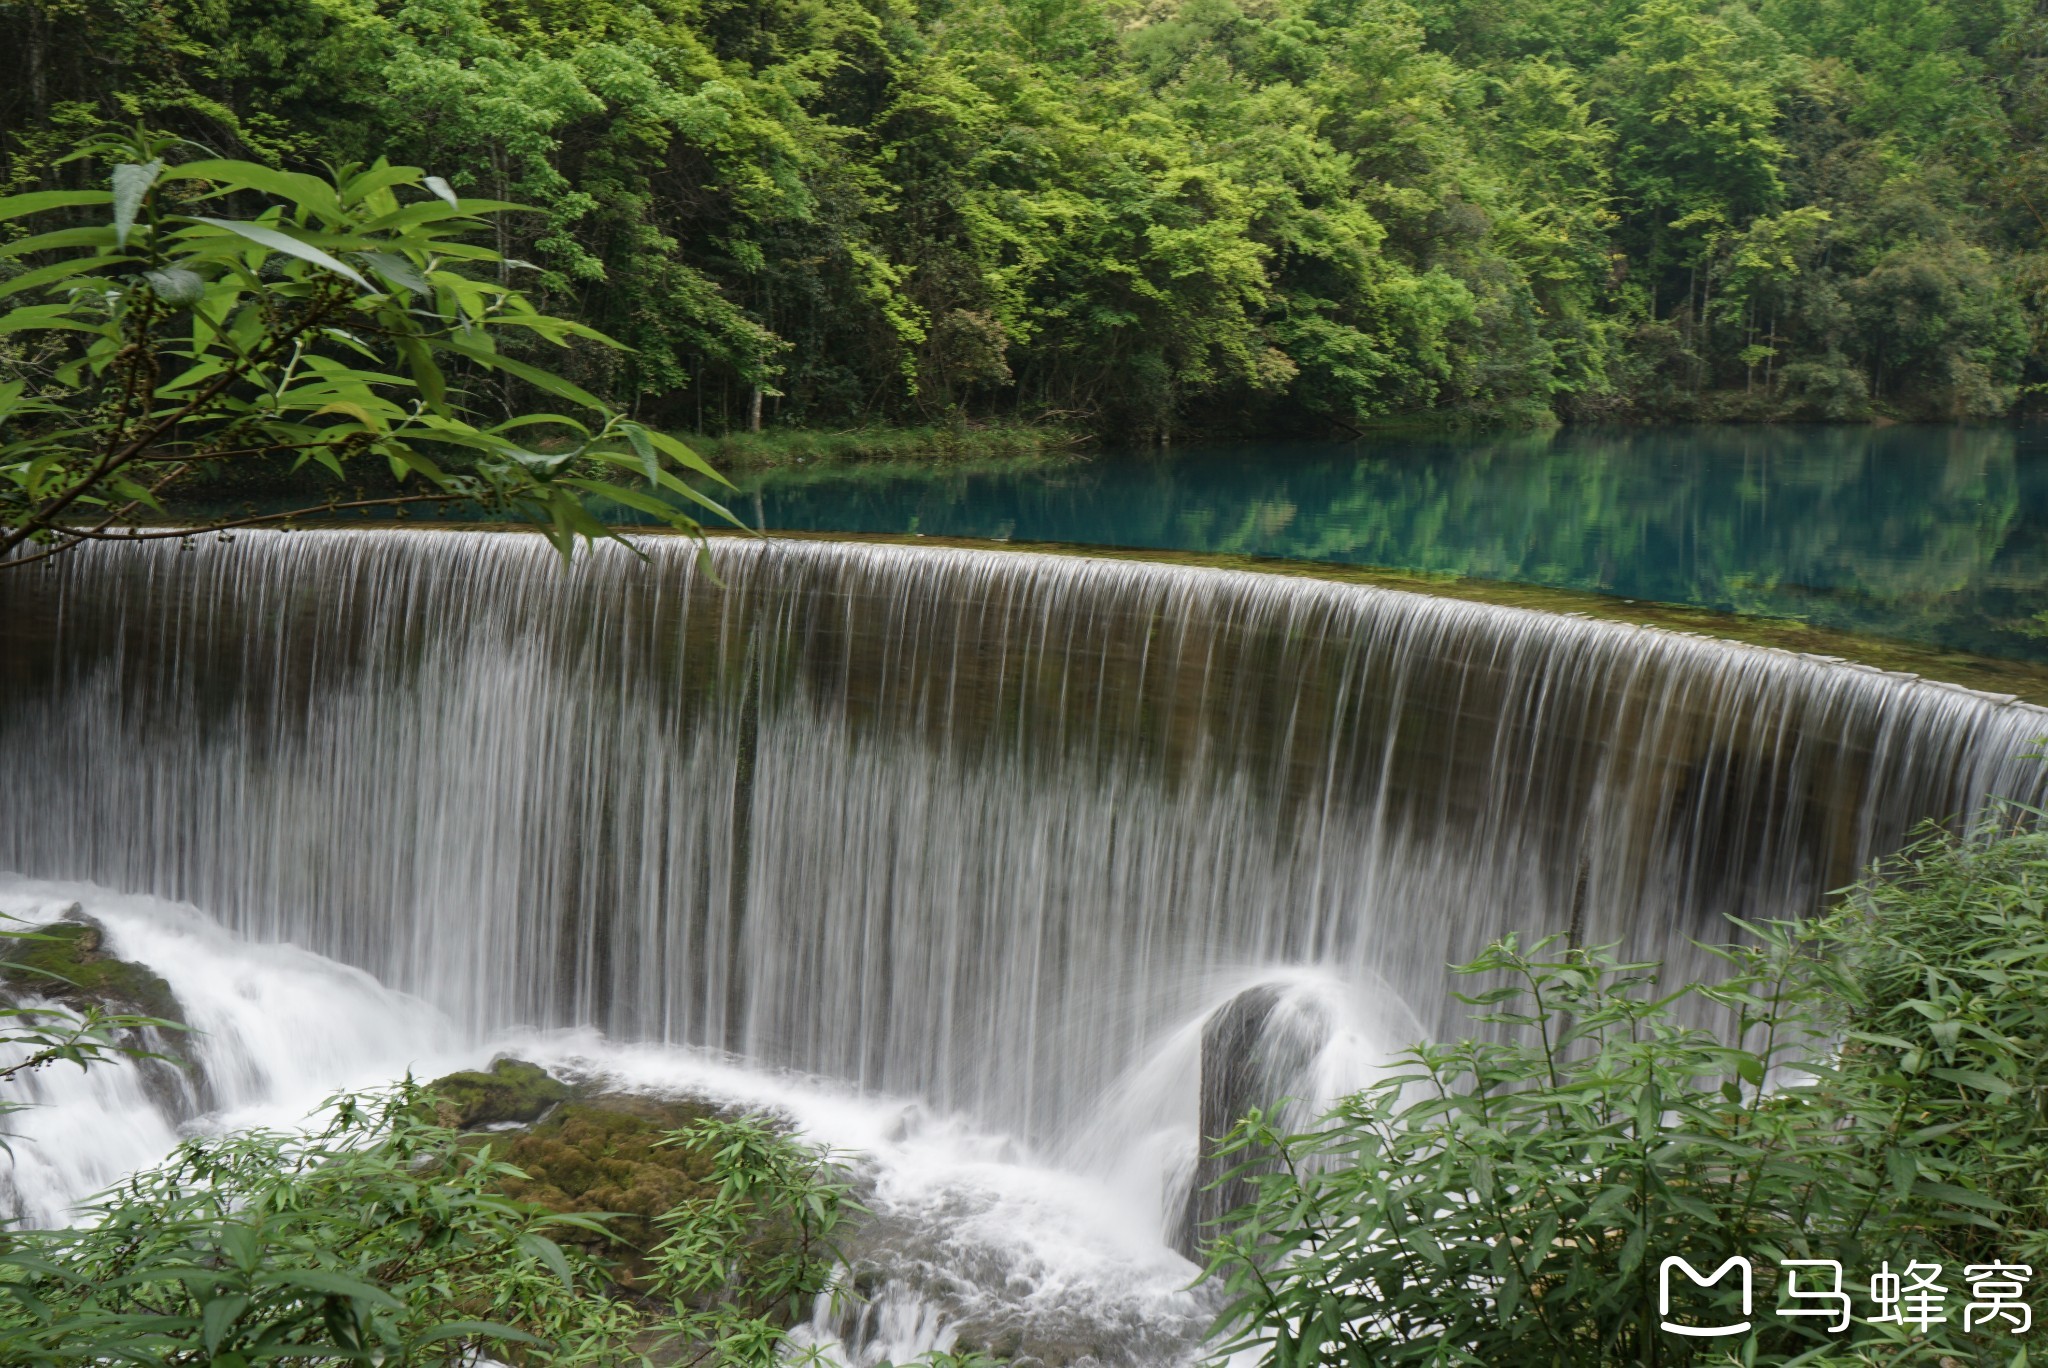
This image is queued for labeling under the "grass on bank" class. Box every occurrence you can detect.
[682,421,1085,470]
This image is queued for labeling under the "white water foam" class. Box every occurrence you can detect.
[0,874,1407,1365]
[0,875,466,1225]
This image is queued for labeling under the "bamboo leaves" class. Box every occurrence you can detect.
[1203,820,2048,1365]
[0,129,734,568]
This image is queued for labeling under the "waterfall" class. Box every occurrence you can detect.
[9,528,2046,1360]
[4,530,2044,1158]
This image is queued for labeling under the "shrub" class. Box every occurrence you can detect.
[0,1083,855,1367]
[1203,817,2048,1367]
[1,129,732,570]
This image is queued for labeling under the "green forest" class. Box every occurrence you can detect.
[8,0,2048,437]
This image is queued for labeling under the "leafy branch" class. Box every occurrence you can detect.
[0,129,738,567]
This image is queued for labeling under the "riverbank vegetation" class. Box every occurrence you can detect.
[8,0,2048,438]
[0,1083,867,1366]
[1205,816,2048,1365]
[697,420,1083,469]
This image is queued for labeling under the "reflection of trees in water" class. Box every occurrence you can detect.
[754,427,2048,660]
[1171,427,2039,658]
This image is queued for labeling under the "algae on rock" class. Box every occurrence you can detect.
[0,909,181,1025]
[492,1096,726,1286]
[427,1056,572,1130]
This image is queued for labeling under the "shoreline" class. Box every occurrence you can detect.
[686,421,1088,471]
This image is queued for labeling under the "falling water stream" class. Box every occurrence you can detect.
[3,530,2045,1364]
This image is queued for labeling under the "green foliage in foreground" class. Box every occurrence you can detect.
[1205,818,2048,1366]
[0,1085,853,1366]
[0,129,732,568]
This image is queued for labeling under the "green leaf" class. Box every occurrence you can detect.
[639,426,732,486]
[203,1293,252,1353]
[0,189,112,222]
[408,1320,546,1350]
[437,338,610,413]
[394,335,446,410]
[1928,1066,2013,1095]
[562,478,680,520]
[0,225,120,258]
[360,251,427,296]
[0,303,104,336]
[112,160,163,248]
[0,254,133,300]
[257,1269,404,1308]
[356,200,520,235]
[424,175,461,209]
[620,420,662,485]
[167,160,344,222]
[517,1233,576,1291]
[185,217,374,291]
[339,162,422,207]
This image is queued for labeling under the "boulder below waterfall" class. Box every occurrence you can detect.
[0,907,183,1025]
[1177,982,1333,1259]
[0,905,207,1117]
[427,1056,572,1129]
[423,1063,733,1289]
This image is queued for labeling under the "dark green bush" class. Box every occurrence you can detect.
[1204,818,2048,1367]
[0,1084,855,1366]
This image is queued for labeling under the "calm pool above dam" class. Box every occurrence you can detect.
[735,423,2048,662]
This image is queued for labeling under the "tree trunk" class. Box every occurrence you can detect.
[28,6,47,124]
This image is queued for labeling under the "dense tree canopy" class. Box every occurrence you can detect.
[8,0,2048,436]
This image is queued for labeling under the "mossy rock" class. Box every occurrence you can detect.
[426,1057,571,1130]
[0,909,182,1025]
[486,1095,724,1286]
[0,909,205,1116]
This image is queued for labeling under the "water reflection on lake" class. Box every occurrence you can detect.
[738,424,2048,662]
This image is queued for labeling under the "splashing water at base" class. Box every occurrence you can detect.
[0,876,462,1226]
[0,875,1409,1364]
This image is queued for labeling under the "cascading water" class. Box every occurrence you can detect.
[3,530,2045,1363]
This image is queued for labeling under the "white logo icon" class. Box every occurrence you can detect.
[1659,1256,1754,1338]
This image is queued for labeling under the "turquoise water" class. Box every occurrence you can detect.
[737,425,2048,663]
